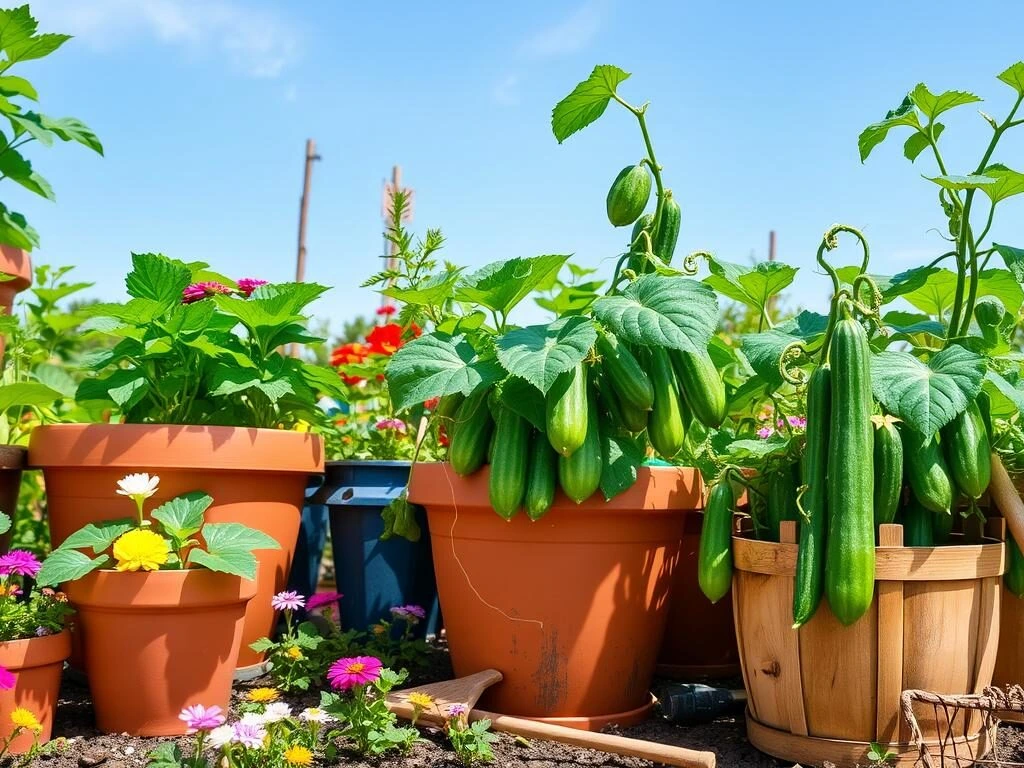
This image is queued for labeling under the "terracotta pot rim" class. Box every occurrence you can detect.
[65,567,257,609]
[28,423,324,473]
[0,629,71,669]
[0,245,32,289]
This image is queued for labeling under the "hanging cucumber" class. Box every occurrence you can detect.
[488,405,530,520]
[524,430,558,521]
[698,480,735,603]
[596,332,654,412]
[651,191,682,267]
[546,362,588,457]
[974,296,1006,348]
[793,363,830,627]
[942,400,991,501]
[670,348,726,428]
[765,463,799,543]
[872,415,904,527]
[449,388,494,476]
[825,312,876,627]
[558,387,603,503]
[902,497,935,547]
[627,213,655,273]
[434,393,465,421]
[647,347,686,459]
[901,426,954,514]
[1007,533,1024,597]
[606,163,652,227]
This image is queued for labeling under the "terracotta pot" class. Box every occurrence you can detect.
[734,522,1003,767]
[657,510,739,679]
[28,424,323,671]
[409,462,695,729]
[0,445,26,555]
[65,568,255,735]
[0,630,70,754]
[0,245,31,364]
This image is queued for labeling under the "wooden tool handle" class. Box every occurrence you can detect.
[472,709,717,768]
[990,453,1024,548]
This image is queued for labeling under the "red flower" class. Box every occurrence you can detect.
[366,323,420,355]
[376,305,397,316]
[438,424,450,447]
[331,342,370,385]
[424,397,440,410]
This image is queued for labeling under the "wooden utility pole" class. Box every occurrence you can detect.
[768,230,777,262]
[379,165,414,318]
[295,139,321,284]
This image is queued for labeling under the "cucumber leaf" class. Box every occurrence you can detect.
[703,257,796,317]
[998,62,1024,97]
[994,243,1024,283]
[456,255,569,317]
[599,427,644,502]
[908,83,981,122]
[984,370,1024,419]
[386,333,505,412]
[884,266,1022,316]
[858,95,921,162]
[980,164,1024,204]
[496,375,547,431]
[495,316,596,393]
[551,64,630,143]
[35,549,109,587]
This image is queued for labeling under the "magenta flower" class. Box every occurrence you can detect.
[306,592,343,613]
[231,721,267,749]
[271,591,305,612]
[181,281,233,304]
[237,278,268,297]
[0,550,41,578]
[756,426,774,440]
[178,704,226,733]
[447,703,468,717]
[0,664,13,690]
[390,604,426,622]
[327,656,383,691]
[374,418,407,433]
[787,415,807,429]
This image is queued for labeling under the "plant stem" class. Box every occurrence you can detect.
[613,95,666,270]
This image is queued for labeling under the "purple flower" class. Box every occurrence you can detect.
[756,426,774,440]
[306,592,343,613]
[0,664,13,690]
[237,278,268,297]
[391,604,426,622]
[271,591,305,612]
[178,704,226,733]
[231,721,267,749]
[0,550,41,579]
[446,703,468,718]
[181,281,233,304]
[374,418,407,433]
[787,415,807,429]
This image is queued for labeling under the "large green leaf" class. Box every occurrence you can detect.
[150,492,212,543]
[885,266,1023,316]
[858,95,922,162]
[551,64,630,143]
[0,147,52,199]
[456,255,569,316]
[189,522,280,580]
[495,316,596,393]
[496,376,546,430]
[208,364,293,404]
[703,258,796,315]
[870,346,986,434]
[908,83,981,121]
[994,243,1024,283]
[0,6,70,67]
[600,427,642,502]
[125,253,191,306]
[881,310,946,347]
[381,269,462,307]
[591,275,718,354]
[739,330,801,386]
[76,369,150,410]
[998,62,1024,97]
[980,164,1024,204]
[0,381,61,413]
[35,549,109,588]
[58,520,134,554]
[0,202,37,250]
[386,333,505,412]
[246,282,329,316]
[925,174,996,192]
[904,123,944,162]
[984,370,1024,419]
[38,115,103,154]
[0,74,35,100]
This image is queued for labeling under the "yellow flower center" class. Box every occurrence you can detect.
[112,528,171,572]
[347,662,366,673]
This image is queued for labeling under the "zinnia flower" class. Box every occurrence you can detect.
[182,281,233,304]
[231,721,267,749]
[236,278,268,297]
[375,304,397,316]
[262,702,292,723]
[446,703,468,718]
[10,707,41,733]
[284,745,314,765]
[327,656,383,691]
[112,528,171,572]
[299,708,332,723]
[375,418,407,433]
[207,724,234,749]
[390,604,426,622]
[178,704,226,733]
[305,591,343,613]
[115,472,160,501]
[246,687,279,703]
[271,591,305,612]
[0,664,13,690]
[406,692,434,709]
[756,426,774,440]
[0,550,41,578]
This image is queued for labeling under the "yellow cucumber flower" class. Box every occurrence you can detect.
[112,528,171,572]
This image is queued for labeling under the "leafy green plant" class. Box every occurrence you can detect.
[0,5,103,251]
[866,741,898,766]
[321,662,421,757]
[445,709,498,766]
[76,253,345,428]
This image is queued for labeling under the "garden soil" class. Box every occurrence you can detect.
[24,654,1024,768]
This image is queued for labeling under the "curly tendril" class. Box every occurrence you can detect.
[779,340,811,386]
[682,250,711,276]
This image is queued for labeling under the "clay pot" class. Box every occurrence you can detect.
[65,569,255,735]
[0,630,70,754]
[0,446,26,555]
[409,462,695,730]
[0,245,31,364]
[28,424,323,672]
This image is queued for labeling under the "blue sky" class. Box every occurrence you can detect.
[20,0,1024,332]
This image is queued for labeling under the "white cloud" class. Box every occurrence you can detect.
[492,73,520,106]
[520,0,608,59]
[35,0,300,78]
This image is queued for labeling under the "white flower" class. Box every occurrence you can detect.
[206,724,234,749]
[299,707,332,723]
[239,712,265,726]
[115,473,160,500]
[261,702,292,723]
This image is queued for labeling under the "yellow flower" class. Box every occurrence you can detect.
[10,707,42,733]
[370,623,387,636]
[246,687,280,703]
[284,745,313,765]
[112,528,170,572]
[286,646,303,661]
[406,692,434,709]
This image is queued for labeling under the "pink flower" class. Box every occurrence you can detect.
[0,550,41,578]
[306,592,343,613]
[390,604,426,622]
[787,415,807,429]
[179,704,226,733]
[237,278,268,297]
[181,281,233,304]
[271,591,305,612]
[231,721,267,749]
[374,418,407,433]
[756,426,774,440]
[447,703,467,717]
[328,656,383,691]
[0,664,13,690]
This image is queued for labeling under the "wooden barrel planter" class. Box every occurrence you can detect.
[994,584,1024,724]
[734,521,1004,768]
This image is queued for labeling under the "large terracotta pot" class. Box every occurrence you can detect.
[409,462,694,730]
[0,630,69,754]
[734,522,1004,767]
[28,424,323,671]
[0,245,31,364]
[0,445,26,555]
[65,568,255,735]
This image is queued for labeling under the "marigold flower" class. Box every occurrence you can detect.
[271,591,305,612]
[237,278,268,297]
[0,550,41,578]
[0,664,13,690]
[246,687,280,703]
[182,281,233,304]
[327,655,383,691]
[10,707,41,733]
[406,692,434,709]
[305,591,343,613]
[112,528,171,572]
[178,704,226,733]
[286,646,303,661]
[284,745,314,765]
[115,472,160,500]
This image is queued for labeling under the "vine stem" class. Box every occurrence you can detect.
[613,94,666,271]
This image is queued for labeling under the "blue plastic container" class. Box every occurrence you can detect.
[314,460,440,636]
[287,475,329,600]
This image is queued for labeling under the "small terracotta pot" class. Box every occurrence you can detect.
[65,569,255,736]
[0,630,70,754]
[0,245,31,364]
[28,424,323,671]
[0,445,26,555]
[409,462,695,729]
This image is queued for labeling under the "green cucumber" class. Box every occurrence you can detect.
[872,415,904,527]
[942,400,991,501]
[488,405,530,519]
[670,348,726,429]
[546,362,588,457]
[902,498,934,547]
[628,213,655,273]
[606,164,652,227]
[596,332,654,412]
[901,426,954,514]
[448,388,494,476]
[524,430,558,521]
[652,192,682,267]
[1007,533,1024,597]
[698,480,735,603]
[557,387,603,503]
[647,347,686,459]
[932,504,954,544]
[434,393,465,421]
[974,297,1005,348]
[793,364,830,627]
[748,477,771,542]
[825,314,876,627]
[766,463,799,543]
